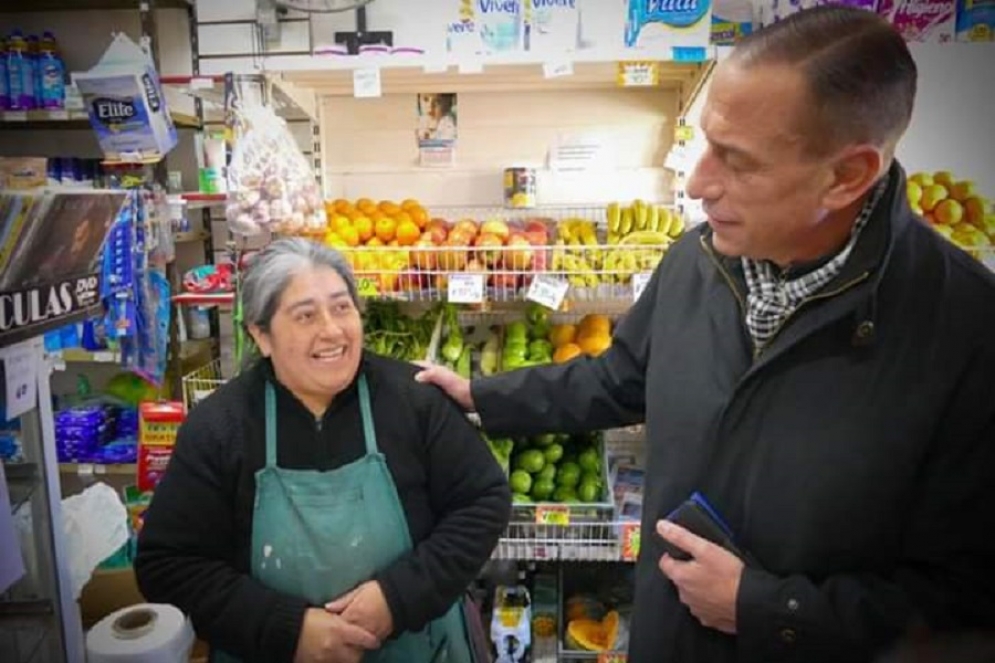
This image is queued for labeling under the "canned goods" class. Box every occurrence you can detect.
[504,167,537,209]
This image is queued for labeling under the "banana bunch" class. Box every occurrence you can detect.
[607,200,686,244]
[603,233,672,283]
[556,217,604,275]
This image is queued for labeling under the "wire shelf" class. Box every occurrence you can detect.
[181,359,227,410]
[492,520,640,563]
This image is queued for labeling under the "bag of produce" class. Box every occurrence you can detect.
[225,103,325,237]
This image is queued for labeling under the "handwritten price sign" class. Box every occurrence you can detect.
[447,273,484,304]
[621,523,641,562]
[526,274,569,310]
[632,272,652,302]
[535,505,570,526]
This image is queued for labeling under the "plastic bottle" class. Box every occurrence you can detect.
[6,30,34,110]
[0,37,9,110]
[26,34,41,110]
[37,31,65,109]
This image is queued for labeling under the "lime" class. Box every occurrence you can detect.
[577,480,601,503]
[510,470,532,495]
[580,471,602,488]
[532,479,555,501]
[512,493,533,504]
[578,448,601,474]
[532,433,557,448]
[553,485,577,503]
[543,443,564,465]
[537,464,557,483]
[515,449,546,474]
[556,462,581,488]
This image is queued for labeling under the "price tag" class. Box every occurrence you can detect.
[93,351,115,363]
[672,46,709,63]
[617,61,659,87]
[674,125,695,142]
[94,464,107,475]
[598,653,628,663]
[526,274,569,311]
[357,276,381,298]
[191,77,215,90]
[352,68,382,98]
[77,463,94,477]
[543,60,574,78]
[535,504,570,526]
[632,272,652,302]
[447,273,484,304]
[422,62,449,74]
[458,61,484,74]
[3,111,27,122]
[620,523,641,562]
[47,109,69,121]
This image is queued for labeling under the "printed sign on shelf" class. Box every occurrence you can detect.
[536,504,571,526]
[447,273,485,304]
[617,61,660,87]
[632,272,653,302]
[526,274,569,311]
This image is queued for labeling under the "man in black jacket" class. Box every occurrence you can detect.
[417,6,995,663]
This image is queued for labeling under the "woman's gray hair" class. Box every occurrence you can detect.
[241,237,359,333]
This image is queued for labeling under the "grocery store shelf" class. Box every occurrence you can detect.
[0,109,200,130]
[492,521,640,563]
[2,462,40,513]
[58,463,135,477]
[0,600,54,626]
[173,291,235,307]
[0,0,191,11]
[51,339,214,368]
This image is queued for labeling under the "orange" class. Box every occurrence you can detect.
[578,314,611,338]
[338,225,361,247]
[549,324,577,348]
[554,343,583,364]
[396,220,421,246]
[366,236,384,247]
[408,206,429,230]
[933,199,964,226]
[378,200,401,216]
[356,197,376,213]
[332,199,351,212]
[353,216,374,243]
[965,197,987,227]
[394,211,414,228]
[578,334,611,357]
[375,217,397,243]
[330,214,352,234]
[401,198,421,211]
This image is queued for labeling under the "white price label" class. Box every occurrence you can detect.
[526,275,569,311]
[352,68,382,98]
[191,77,214,90]
[458,61,484,74]
[94,464,107,475]
[632,272,652,302]
[93,351,115,363]
[447,273,485,304]
[47,109,69,121]
[4,111,27,122]
[2,341,38,419]
[543,60,574,78]
[77,463,94,477]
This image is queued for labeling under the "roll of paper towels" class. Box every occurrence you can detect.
[86,604,195,663]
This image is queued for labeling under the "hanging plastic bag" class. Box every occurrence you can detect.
[225,103,325,237]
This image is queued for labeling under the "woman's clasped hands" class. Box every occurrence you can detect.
[293,581,394,663]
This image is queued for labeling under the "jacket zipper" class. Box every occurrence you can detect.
[699,236,746,314]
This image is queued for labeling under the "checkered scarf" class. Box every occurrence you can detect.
[742,181,886,350]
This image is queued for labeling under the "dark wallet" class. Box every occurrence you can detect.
[660,492,762,568]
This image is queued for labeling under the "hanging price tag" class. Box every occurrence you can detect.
[632,272,652,302]
[447,273,485,304]
[598,653,628,663]
[353,68,382,98]
[536,504,570,526]
[617,61,660,87]
[357,276,381,298]
[674,125,695,142]
[526,275,569,311]
[620,523,641,562]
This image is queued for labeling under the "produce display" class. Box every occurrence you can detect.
[485,430,606,505]
[908,170,994,259]
[361,302,438,362]
[312,197,682,299]
[564,596,628,654]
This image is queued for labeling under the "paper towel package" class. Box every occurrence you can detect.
[87,603,194,663]
[73,34,177,163]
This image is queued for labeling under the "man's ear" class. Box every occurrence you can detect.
[247,324,272,357]
[820,145,885,212]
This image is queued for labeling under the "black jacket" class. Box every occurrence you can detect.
[135,354,511,663]
[472,163,995,662]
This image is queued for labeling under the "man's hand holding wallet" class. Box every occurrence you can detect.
[656,492,760,635]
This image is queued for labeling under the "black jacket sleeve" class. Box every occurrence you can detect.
[470,266,660,437]
[134,402,309,663]
[735,347,995,663]
[374,383,512,635]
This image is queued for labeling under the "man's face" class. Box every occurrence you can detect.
[686,62,845,265]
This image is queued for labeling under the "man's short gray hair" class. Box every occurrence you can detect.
[241,237,359,334]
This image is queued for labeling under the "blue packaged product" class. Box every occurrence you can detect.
[478,0,525,53]
[6,30,35,111]
[0,37,9,110]
[37,32,65,109]
[625,0,713,48]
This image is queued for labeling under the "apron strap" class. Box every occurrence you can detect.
[264,382,278,468]
[357,375,379,456]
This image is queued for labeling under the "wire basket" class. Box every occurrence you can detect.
[182,359,227,410]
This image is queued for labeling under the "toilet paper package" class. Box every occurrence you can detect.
[711,0,755,44]
[73,34,177,163]
[87,603,194,663]
[625,0,714,50]
[526,0,581,54]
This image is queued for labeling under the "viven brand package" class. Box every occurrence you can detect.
[73,34,177,163]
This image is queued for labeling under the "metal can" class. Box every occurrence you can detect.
[503,167,537,209]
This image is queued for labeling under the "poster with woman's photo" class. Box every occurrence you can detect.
[416,93,458,167]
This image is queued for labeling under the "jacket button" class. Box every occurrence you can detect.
[787,598,799,612]
[855,320,875,339]
[780,628,797,644]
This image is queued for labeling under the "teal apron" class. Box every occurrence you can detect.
[213,375,474,662]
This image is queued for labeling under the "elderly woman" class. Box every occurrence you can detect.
[135,238,511,663]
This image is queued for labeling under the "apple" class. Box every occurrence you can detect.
[410,236,438,271]
[480,219,511,243]
[439,238,468,271]
[524,218,551,245]
[505,234,534,270]
[453,218,479,239]
[426,219,449,244]
[490,273,519,291]
[474,233,505,268]
[465,258,486,273]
